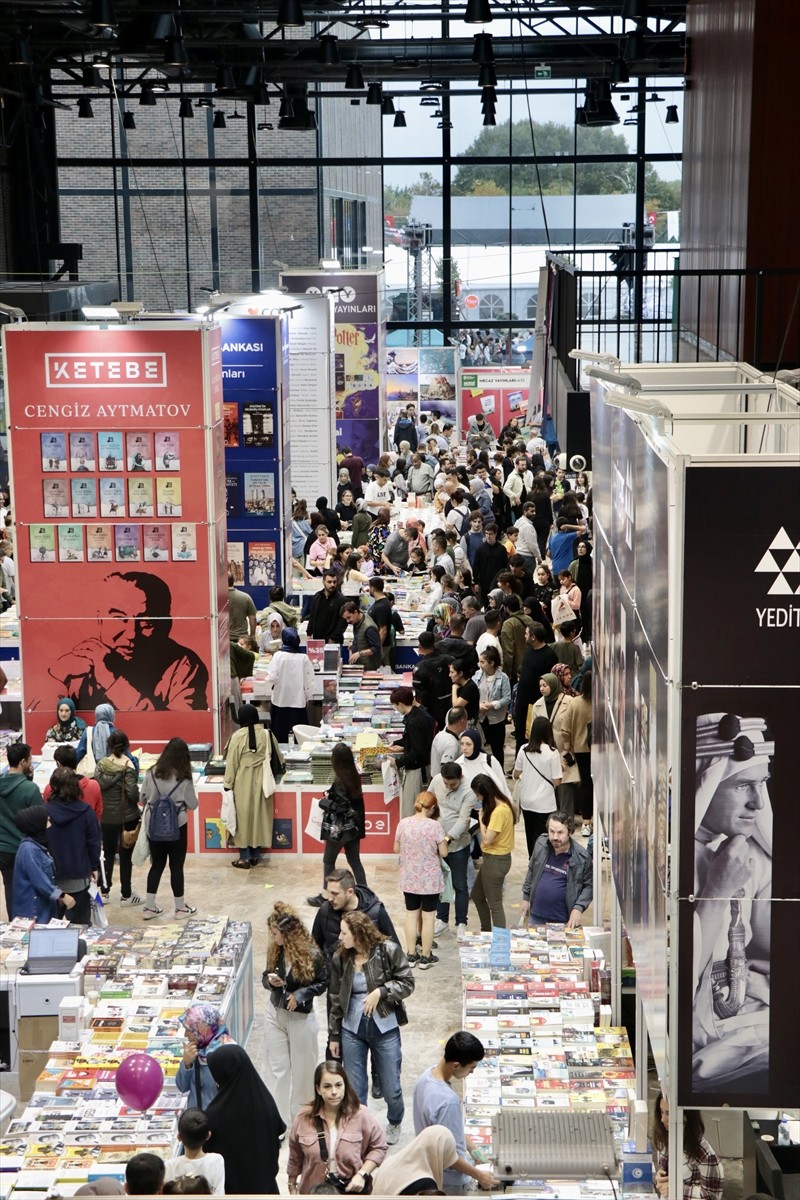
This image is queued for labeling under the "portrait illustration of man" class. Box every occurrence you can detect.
[49,571,209,712]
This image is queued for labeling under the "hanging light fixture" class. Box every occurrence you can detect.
[196,95,213,108]
[216,63,235,91]
[582,79,619,126]
[318,35,339,65]
[164,35,188,67]
[381,95,395,116]
[122,110,136,129]
[611,59,630,84]
[623,30,644,62]
[179,96,194,118]
[465,0,492,23]
[78,96,94,118]
[393,110,406,128]
[253,81,270,105]
[472,33,494,65]
[279,96,295,119]
[665,104,679,123]
[277,0,305,27]
[366,82,382,105]
[82,63,103,88]
[10,32,33,66]
[478,63,497,88]
[90,0,117,29]
[139,85,157,106]
[213,110,227,128]
[483,110,496,126]
[345,63,364,90]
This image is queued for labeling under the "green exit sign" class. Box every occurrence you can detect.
[534,64,551,80]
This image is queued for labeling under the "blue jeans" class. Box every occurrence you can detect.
[341,1018,404,1125]
[436,844,470,927]
[238,846,261,862]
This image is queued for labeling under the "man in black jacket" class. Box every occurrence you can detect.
[514,622,558,751]
[306,571,346,644]
[412,632,452,731]
[311,868,398,1097]
[437,613,479,679]
[390,686,434,818]
[472,523,509,603]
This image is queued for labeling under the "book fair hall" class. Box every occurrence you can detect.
[0,3,798,1200]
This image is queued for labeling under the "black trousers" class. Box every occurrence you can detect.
[101,822,135,898]
[146,824,188,898]
[64,887,92,925]
[322,836,366,888]
[0,850,16,918]
[522,809,550,859]
[575,752,594,820]
[481,717,507,765]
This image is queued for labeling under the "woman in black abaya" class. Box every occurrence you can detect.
[205,1044,286,1194]
[569,537,593,640]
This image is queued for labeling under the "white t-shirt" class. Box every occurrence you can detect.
[476,631,502,664]
[514,744,561,813]
[364,480,394,512]
[167,1153,226,1194]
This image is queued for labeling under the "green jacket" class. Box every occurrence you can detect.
[94,756,140,827]
[0,773,44,855]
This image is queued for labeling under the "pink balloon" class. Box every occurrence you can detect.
[115,1052,164,1111]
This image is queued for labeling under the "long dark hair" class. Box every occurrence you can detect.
[153,736,193,782]
[331,742,363,801]
[580,668,593,700]
[651,1092,706,1161]
[527,715,556,753]
[309,1060,360,1123]
[49,766,81,803]
[471,772,511,825]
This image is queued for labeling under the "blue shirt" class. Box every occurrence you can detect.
[413,1068,467,1189]
[531,848,572,922]
[548,530,577,575]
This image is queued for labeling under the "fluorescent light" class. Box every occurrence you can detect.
[82,306,122,321]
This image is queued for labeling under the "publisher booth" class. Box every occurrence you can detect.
[583,354,800,1185]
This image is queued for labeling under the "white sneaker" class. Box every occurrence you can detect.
[385,1123,402,1146]
[456,924,468,940]
[580,824,593,837]
[434,919,448,937]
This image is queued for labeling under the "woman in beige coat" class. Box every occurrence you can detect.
[223,703,275,869]
[529,670,579,818]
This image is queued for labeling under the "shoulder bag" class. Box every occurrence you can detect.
[313,1116,373,1195]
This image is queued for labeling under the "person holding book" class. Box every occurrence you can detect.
[262,902,328,1121]
[165,1108,225,1194]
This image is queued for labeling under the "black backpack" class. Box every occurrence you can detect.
[148,778,182,842]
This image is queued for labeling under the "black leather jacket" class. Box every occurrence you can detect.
[328,940,414,1038]
[262,947,328,1014]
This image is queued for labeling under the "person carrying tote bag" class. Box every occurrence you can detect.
[511,716,562,858]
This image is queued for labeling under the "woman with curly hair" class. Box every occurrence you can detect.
[366,506,392,571]
[329,910,414,1145]
[263,902,328,1123]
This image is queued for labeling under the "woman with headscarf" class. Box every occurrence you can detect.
[569,536,593,639]
[204,1044,286,1195]
[12,805,75,922]
[45,697,87,743]
[428,601,454,639]
[371,1125,459,1195]
[46,765,102,924]
[175,1004,236,1110]
[258,611,284,654]
[74,703,116,769]
[530,672,579,819]
[691,713,773,1093]
[266,628,315,744]
[223,704,275,869]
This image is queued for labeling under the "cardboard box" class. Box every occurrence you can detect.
[621,1141,653,1191]
[58,997,84,1042]
[19,1049,51,1101]
[17,1015,59,1052]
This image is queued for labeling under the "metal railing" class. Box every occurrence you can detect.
[546,250,800,382]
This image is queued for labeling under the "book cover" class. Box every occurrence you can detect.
[57,525,85,563]
[41,432,67,472]
[29,524,56,563]
[86,525,113,561]
[242,401,274,448]
[154,431,180,470]
[99,477,126,518]
[226,474,241,519]
[70,477,98,518]
[114,524,141,562]
[227,541,245,584]
[223,401,239,447]
[247,542,276,587]
[69,432,96,472]
[143,524,170,562]
[156,477,181,516]
[243,472,275,516]
[97,431,124,471]
[127,477,154,517]
[171,524,197,561]
[126,431,153,472]
[43,478,69,518]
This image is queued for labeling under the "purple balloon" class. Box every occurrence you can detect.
[115,1052,164,1111]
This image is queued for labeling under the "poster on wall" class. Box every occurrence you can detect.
[677,465,800,1108]
[2,323,226,750]
[460,368,531,439]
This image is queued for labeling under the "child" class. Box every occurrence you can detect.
[166,1108,225,1194]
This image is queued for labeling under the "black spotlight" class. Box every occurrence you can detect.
[139,85,157,106]
[345,63,364,90]
[465,0,492,23]
[478,64,497,88]
[122,110,135,129]
[78,96,94,118]
[164,36,188,67]
[381,95,395,115]
[10,32,33,66]
[665,104,679,124]
[90,0,117,29]
[318,35,339,65]
[472,33,494,64]
[366,81,382,105]
[277,0,305,27]
[216,63,235,91]
[214,110,227,129]
[82,64,103,88]
[179,96,194,119]
[393,110,406,128]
